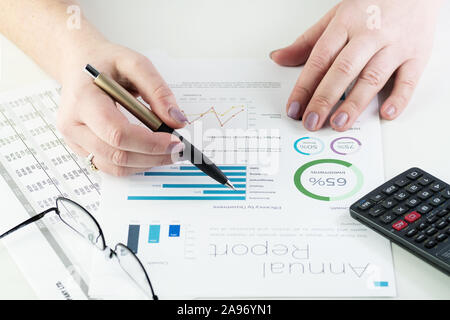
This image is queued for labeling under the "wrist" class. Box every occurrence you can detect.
[57,19,117,84]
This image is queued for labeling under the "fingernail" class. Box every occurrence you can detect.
[304,112,319,131]
[287,101,301,119]
[167,142,185,154]
[332,112,349,128]
[269,49,279,60]
[169,106,188,123]
[385,105,396,118]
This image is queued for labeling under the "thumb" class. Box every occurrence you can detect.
[270,4,339,67]
[116,54,187,129]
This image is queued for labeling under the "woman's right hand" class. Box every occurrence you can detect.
[57,42,188,176]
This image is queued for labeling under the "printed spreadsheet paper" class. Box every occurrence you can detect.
[0,81,105,299]
[89,58,396,299]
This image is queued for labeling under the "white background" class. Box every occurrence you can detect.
[0,0,449,299]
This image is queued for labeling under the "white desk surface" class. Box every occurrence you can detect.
[0,0,449,299]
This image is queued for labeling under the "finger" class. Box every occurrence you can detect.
[286,20,348,120]
[330,47,402,131]
[380,59,423,120]
[78,92,183,155]
[116,55,187,129]
[68,124,181,168]
[302,37,380,131]
[271,3,340,66]
[65,140,138,175]
[66,138,171,177]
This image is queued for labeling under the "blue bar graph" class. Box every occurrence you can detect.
[127,225,140,254]
[128,196,246,200]
[180,166,247,171]
[374,281,389,287]
[144,171,246,176]
[203,190,246,194]
[162,184,246,189]
[148,225,161,243]
[169,225,180,237]
[129,165,247,201]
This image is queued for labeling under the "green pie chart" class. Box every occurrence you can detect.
[294,159,363,201]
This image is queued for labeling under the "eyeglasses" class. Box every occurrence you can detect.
[0,196,158,300]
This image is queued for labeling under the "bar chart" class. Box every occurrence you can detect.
[126,223,183,253]
[127,165,247,201]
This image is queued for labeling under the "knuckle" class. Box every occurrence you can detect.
[148,140,161,154]
[108,127,124,148]
[344,99,360,114]
[129,54,150,70]
[307,54,329,73]
[291,85,312,99]
[111,149,128,166]
[399,78,416,91]
[152,83,173,102]
[158,156,169,167]
[334,58,354,76]
[310,94,333,109]
[359,67,384,87]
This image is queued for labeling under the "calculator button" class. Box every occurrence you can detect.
[370,193,386,202]
[392,205,408,215]
[395,178,409,187]
[425,227,438,236]
[382,185,398,195]
[405,228,418,237]
[381,198,397,209]
[394,191,409,201]
[405,211,421,223]
[417,222,428,231]
[436,220,448,229]
[380,213,396,224]
[424,240,437,249]
[441,189,450,199]
[418,176,433,186]
[407,170,422,180]
[437,208,449,218]
[436,233,448,242]
[405,183,422,194]
[429,196,444,207]
[405,197,420,208]
[426,215,439,224]
[357,199,374,210]
[417,190,432,200]
[430,182,444,192]
[392,220,408,231]
[414,234,427,243]
[369,206,385,217]
[417,204,432,214]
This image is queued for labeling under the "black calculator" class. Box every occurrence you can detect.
[350,168,450,275]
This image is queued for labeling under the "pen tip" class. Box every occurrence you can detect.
[225,181,236,191]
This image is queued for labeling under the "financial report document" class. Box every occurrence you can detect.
[90,58,396,299]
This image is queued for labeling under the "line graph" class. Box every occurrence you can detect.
[181,105,246,128]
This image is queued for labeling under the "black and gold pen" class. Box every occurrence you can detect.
[84,64,236,190]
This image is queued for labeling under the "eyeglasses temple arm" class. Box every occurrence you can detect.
[0,207,57,239]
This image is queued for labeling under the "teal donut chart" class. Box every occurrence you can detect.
[293,137,324,156]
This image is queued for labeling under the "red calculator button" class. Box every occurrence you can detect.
[392,220,408,231]
[405,211,421,223]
